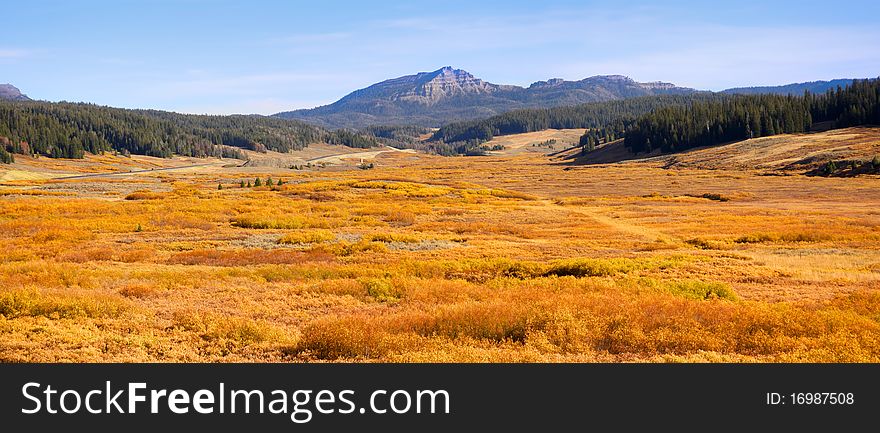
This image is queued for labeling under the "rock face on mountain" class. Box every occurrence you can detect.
[275,67,697,128]
[331,67,515,109]
[0,84,31,101]
[389,67,513,104]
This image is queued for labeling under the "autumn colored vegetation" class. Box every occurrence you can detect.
[1,141,880,362]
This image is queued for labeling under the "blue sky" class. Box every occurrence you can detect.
[2,0,878,114]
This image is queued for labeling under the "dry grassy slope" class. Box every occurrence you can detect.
[658,127,880,170]
[0,143,394,179]
[481,129,586,155]
[240,143,373,168]
[0,153,228,180]
[559,126,880,170]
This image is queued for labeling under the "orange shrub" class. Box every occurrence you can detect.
[296,315,388,360]
[125,190,165,200]
[118,284,160,299]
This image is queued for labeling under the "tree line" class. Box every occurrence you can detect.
[429,94,720,149]
[360,125,432,144]
[624,79,880,153]
[0,101,380,163]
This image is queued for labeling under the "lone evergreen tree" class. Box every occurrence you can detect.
[0,148,13,164]
[218,183,223,190]
[824,160,838,176]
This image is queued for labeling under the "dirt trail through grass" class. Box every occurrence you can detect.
[572,206,677,244]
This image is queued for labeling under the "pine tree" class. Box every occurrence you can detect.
[240,180,246,188]
[218,183,223,190]
[254,177,262,187]
[266,177,274,186]
[824,160,838,176]
[0,147,13,164]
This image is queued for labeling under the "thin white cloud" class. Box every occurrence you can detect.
[0,48,29,59]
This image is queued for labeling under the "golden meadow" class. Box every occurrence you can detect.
[2,147,880,362]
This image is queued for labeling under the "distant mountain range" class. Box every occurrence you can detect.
[0,84,31,101]
[275,68,865,128]
[274,67,699,128]
[3,73,864,130]
[722,79,855,96]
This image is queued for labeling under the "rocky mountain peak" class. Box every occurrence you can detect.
[529,78,566,88]
[0,84,31,101]
[638,81,679,90]
[400,67,501,104]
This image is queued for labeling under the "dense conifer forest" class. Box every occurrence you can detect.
[0,101,379,163]
[623,79,880,153]
[360,125,432,145]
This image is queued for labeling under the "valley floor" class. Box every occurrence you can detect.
[1,128,879,362]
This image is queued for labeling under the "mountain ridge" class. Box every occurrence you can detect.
[274,67,699,128]
[721,79,858,96]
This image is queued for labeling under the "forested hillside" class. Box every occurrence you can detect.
[360,125,432,145]
[0,101,379,163]
[722,79,854,96]
[426,94,719,155]
[624,79,880,153]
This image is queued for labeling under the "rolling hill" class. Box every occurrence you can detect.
[559,126,880,175]
[0,99,381,162]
